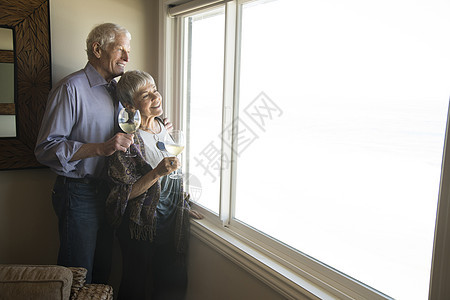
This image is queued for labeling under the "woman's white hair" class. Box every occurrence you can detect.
[86,23,131,60]
[117,70,155,108]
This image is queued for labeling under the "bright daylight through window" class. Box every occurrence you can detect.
[175,0,450,299]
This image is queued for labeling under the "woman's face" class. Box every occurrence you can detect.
[133,81,163,119]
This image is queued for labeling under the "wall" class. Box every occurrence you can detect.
[186,235,286,300]
[0,168,57,264]
[0,0,284,299]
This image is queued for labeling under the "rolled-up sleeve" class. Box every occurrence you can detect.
[35,82,83,173]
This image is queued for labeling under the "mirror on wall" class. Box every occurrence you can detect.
[0,27,16,137]
[0,0,51,170]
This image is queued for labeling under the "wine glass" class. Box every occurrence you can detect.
[118,107,141,157]
[164,130,185,179]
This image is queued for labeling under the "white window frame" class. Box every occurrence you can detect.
[158,0,450,299]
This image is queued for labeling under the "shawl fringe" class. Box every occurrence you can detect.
[129,221,157,241]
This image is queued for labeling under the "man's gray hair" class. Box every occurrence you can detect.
[86,23,131,60]
[117,70,155,107]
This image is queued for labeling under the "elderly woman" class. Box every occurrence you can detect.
[106,70,200,300]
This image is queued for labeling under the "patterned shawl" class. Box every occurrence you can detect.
[106,132,191,253]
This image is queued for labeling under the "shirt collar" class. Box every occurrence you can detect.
[84,62,109,88]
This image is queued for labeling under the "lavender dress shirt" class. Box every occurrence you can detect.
[35,63,118,178]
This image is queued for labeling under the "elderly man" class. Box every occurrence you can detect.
[35,23,133,284]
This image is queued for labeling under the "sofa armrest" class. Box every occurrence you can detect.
[0,264,73,300]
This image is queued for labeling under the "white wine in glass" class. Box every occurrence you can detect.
[164,130,185,179]
[165,144,185,156]
[118,107,141,157]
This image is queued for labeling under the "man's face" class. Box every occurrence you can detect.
[97,33,131,82]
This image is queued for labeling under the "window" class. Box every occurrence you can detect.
[184,6,225,214]
[161,0,450,299]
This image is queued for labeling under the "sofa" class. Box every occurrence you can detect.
[0,264,113,300]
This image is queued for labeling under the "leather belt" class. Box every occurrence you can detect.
[58,175,99,185]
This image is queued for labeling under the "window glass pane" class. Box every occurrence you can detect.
[184,7,225,214]
[234,0,450,299]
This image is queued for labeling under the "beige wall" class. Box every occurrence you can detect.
[0,168,57,264]
[0,0,284,299]
[186,235,286,300]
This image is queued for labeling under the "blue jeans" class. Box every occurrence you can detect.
[52,176,113,284]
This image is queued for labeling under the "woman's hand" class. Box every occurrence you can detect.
[128,157,178,200]
[189,210,204,220]
[154,157,179,177]
[163,118,173,133]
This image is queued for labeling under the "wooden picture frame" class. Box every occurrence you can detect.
[0,0,51,170]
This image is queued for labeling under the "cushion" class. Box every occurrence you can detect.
[0,264,73,300]
[76,284,113,300]
[67,267,87,299]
